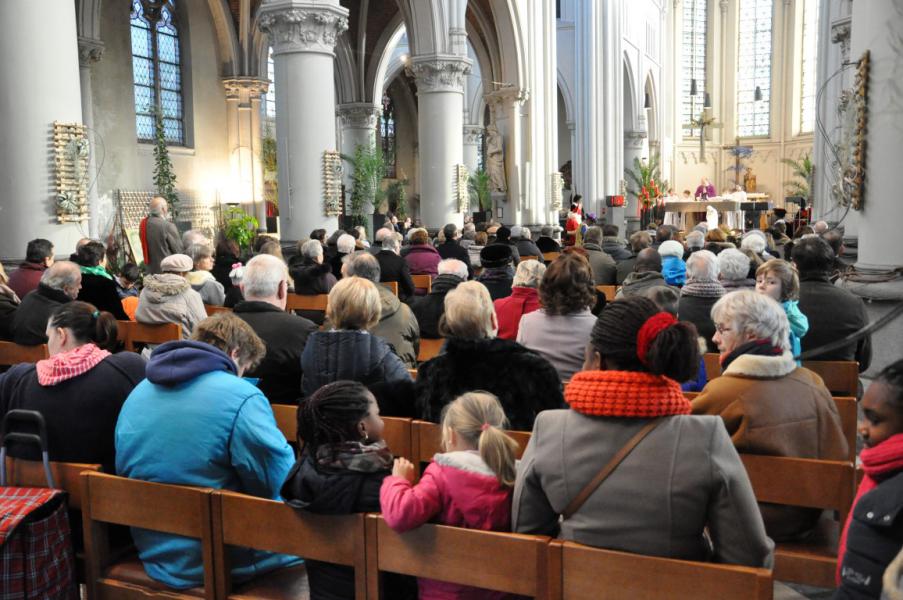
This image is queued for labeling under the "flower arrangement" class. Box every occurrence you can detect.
[625,154,668,229]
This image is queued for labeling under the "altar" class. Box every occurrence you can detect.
[664,198,743,230]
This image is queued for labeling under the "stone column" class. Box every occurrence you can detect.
[624,129,649,232]
[259,1,348,241]
[337,102,381,228]
[78,37,104,239]
[0,1,84,259]
[411,55,472,229]
[463,125,483,174]
[223,77,270,230]
[486,86,529,224]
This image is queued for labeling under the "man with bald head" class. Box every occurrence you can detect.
[617,248,678,297]
[141,196,183,274]
[11,261,82,345]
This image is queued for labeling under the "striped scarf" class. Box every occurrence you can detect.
[36,343,111,386]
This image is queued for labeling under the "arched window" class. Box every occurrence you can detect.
[380,92,397,179]
[736,0,773,137]
[799,0,819,134]
[682,0,707,138]
[130,0,184,145]
[264,46,276,124]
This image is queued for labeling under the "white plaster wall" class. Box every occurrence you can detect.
[91,1,229,221]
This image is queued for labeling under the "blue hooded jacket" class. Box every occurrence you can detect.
[115,340,297,589]
[661,256,687,286]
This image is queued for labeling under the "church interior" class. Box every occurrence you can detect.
[1,0,903,598]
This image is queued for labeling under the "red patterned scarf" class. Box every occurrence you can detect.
[564,370,691,418]
[36,343,111,387]
[836,433,903,583]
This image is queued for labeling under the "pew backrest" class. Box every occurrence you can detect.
[285,293,328,313]
[595,285,617,302]
[411,274,432,295]
[116,321,181,352]
[380,281,399,296]
[204,304,231,316]
[3,457,100,510]
[417,338,445,363]
[0,341,49,365]
[803,360,859,397]
[411,420,531,470]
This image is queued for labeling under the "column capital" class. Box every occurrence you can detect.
[624,130,648,150]
[258,1,349,56]
[78,36,104,67]
[337,102,381,129]
[222,77,270,100]
[410,55,472,94]
[463,125,484,145]
[485,84,530,108]
[831,17,852,61]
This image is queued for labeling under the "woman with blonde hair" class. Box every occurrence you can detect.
[382,391,519,599]
[415,281,563,430]
[300,277,410,400]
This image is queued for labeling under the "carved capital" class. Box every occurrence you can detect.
[259,2,349,56]
[719,0,728,14]
[624,130,648,150]
[410,55,472,94]
[485,84,530,108]
[222,77,270,100]
[463,125,484,145]
[337,103,381,129]
[78,36,105,66]
[831,17,852,61]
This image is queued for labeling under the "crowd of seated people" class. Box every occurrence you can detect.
[1,212,900,599]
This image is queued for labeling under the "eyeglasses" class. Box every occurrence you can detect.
[715,323,733,334]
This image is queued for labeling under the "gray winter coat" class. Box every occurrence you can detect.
[371,285,420,369]
[601,237,633,262]
[136,273,207,338]
[582,243,617,285]
[187,271,226,306]
[513,409,774,568]
[144,215,183,274]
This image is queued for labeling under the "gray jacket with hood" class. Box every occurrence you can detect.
[136,273,208,338]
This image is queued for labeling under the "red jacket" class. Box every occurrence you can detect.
[7,262,46,299]
[493,287,541,340]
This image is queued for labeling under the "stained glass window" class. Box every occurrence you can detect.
[737,0,773,137]
[682,0,707,138]
[130,0,184,145]
[380,92,397,179]
[800,0,819,134]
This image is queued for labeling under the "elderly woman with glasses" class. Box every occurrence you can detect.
[691,290,848,541]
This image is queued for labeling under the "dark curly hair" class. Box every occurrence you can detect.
[538,252,596,315]
[590,296,699,381]
[297,381,374,457]
[875,359,903,415]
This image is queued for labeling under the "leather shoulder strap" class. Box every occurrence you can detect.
[561,418,663,520]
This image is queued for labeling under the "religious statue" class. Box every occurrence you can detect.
[485,124,507,193]
[744,168,757,193]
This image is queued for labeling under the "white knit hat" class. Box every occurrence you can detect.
[658,240,685,258]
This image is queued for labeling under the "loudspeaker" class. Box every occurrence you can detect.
[372,213,387,232]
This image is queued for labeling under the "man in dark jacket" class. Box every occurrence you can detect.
[142,197,183,274]
[411,259,466,338]
[476,244,515,301]
[74,240,129,320]
[11,261,81,346]
[793,236,872,371]
[535,226,561,254]
[600,224,633,262]
[616,230,653,284]
[7,238,54,299]
[436,223,473,279]
[233,255,316,403]
[493,226,522,264]
[582,226,617,285]
[618,249,677,298]
[511,226,544,261]
[374,234,416,301]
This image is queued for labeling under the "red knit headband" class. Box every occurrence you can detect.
[636,312,677,366]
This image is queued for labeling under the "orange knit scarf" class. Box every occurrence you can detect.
[564,370,691,418]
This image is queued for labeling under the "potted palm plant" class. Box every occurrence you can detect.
[469,169,492,223]
[343,145,386,235]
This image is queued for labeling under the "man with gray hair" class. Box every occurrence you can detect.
[717,248,754,290]
[616,230,653,284]
[11,261,81,345]
[511,226,544,262]
[343,252,420,368]
[233,254,316,403]
[411,258,467,339]
[686,230,705,253]
[678,250,725,352]
[373,231,416,301]
[142,196,183,275]
[535,226,561,254]
[582,226,617,285]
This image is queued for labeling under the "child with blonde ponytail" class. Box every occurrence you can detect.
[380,391,519,599]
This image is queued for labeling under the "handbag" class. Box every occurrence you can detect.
[561,418,663,520]
[0,410,78,600]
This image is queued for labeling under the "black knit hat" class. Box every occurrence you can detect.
[480,244,513,268]
[495,226,511,242]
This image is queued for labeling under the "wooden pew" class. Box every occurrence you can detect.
[595,285,617,302]
[407,368,417,380]
[211,491,364,599]
[550,540,773,600]
[4,457,100,511]
[274,407,413,461]
[411,274,432,295]
[834,396,859,461]
[542,252,561,262]
[740,454,856,588]
[803,360,859,397]
[0,341,49,365]
[365,514,555,600]
[380,281,399,296]
[272,403,297,444]
[203,304,231,316]
[285,293,328,313]
[520,255,540,262]
[116,321,181,352]
[80,471,216,599]
[703,352,722,379]
[417,338,445,363]
[411,420,531,472]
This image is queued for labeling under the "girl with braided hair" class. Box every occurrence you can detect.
[281,381,414,600]
[513,297,773,568]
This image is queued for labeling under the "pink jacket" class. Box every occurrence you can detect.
[380,451,515,600]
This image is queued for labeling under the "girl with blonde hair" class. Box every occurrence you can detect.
[381,391,519,599]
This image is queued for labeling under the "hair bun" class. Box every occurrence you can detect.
[636,312,677,366]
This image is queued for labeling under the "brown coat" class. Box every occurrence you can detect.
[692,351,848,540]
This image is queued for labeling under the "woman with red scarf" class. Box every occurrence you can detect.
[512,297,773,567]
[835,359,903,599]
